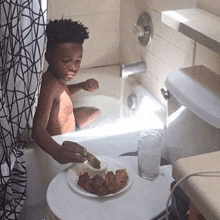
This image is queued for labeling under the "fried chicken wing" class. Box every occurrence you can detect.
[115,169,129,191]
[91,175,109,196]
[105,171,118,193]
[87,152,101,169]
[77,169,129,196]
[78,172,95,193]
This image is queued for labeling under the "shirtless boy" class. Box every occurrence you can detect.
[32,19,100,164]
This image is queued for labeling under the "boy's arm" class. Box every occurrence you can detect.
[32,81,86,164]
[67,81,85,94]
[67,78,99,95]
[32,81,60,157]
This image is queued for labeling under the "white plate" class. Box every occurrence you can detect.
[66,156,134,198]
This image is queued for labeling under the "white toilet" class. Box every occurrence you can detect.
[45,65,220,220]
[164,65,220,164]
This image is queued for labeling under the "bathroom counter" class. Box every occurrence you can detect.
[172,151,220,220]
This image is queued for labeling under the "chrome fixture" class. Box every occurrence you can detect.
[120,60,147,78]
[133,12,153,47]
[127,93,138,110]
[161,88,170,100]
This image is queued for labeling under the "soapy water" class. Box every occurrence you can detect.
[73,95,132,130]
[71,94,164,139]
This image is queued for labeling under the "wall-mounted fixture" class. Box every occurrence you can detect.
[120,60,147,78]
[133,12,153,47]
[127,93,138,110]
[161,88,170,100]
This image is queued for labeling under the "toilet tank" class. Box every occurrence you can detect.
[165,65,220,164]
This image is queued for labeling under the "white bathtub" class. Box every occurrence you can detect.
[20,65,165,219]
[69,65,165,133]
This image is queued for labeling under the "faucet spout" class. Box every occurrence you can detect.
[120,60,147,78]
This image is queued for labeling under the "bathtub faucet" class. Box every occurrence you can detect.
[120,60,147,78]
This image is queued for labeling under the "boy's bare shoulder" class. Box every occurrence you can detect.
[42,71,57,85]
[42,71,60,87]
[40,72,61,96]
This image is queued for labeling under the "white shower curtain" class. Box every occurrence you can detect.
[0,0,47,219]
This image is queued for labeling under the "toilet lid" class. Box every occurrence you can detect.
[166,65,220,128]
[46,158,173,220]
[46,157,134,220]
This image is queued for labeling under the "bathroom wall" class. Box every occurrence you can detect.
[120,0,220,105]
[197,0,220,17]
[47,0,220,106]
[47,0,120,69]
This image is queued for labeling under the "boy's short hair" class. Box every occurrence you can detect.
[46,18,89,51]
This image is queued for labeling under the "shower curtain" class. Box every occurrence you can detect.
[0,0,47,219]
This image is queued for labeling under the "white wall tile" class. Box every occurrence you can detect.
[145,51,174,84]
[81,47,119,69]
[83,30,119,52]
[70,12,119,34]
[195,43,220,75]
[48,0,70,19]
[48,0,120,19]
[120,0,141,16]
[197,0,220,17]
[48,0,120,68]
[147,34,193,70]
[120,7,137,37]
[67,0,120,16]
[120,35,143,65]
[134,70,166,105]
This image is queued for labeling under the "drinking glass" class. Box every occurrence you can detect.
[138,129,162,181]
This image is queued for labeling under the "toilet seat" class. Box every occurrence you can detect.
[46,158,173,220]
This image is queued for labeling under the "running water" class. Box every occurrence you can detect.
[119,77,126,118]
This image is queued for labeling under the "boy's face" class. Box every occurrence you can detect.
[47,43,83,81]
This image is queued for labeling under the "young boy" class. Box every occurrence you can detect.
[32,19,100,164]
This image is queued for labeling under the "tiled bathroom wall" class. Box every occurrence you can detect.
[48,0,120,69]
[120,0,220,105]
[48,0,220,105]
[197,0,220,17]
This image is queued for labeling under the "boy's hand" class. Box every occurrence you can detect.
[55,141,88,164]
[82,78,99,92]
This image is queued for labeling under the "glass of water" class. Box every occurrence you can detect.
[138,129,162,181]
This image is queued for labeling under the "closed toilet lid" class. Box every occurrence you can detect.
[166,65,220,128]
[46,158,173,220]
